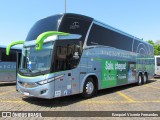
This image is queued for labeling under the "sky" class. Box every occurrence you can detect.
[0,0,160,46]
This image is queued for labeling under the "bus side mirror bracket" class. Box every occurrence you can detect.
[6,41,24,55]
[35,31,69,51]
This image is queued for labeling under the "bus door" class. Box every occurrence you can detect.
[54,40,81,97]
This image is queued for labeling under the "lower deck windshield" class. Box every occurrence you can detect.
[19,42,54,76]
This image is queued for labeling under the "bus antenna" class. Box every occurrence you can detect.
[65,0,67,13]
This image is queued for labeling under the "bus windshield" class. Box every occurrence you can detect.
[19,42,54,76]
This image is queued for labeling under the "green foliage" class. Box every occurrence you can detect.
[147,40,160,55]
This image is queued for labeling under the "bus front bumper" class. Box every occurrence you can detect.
[17,81,55,99]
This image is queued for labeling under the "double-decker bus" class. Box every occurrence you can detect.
[6,13,154,99]
[0,45,21,82]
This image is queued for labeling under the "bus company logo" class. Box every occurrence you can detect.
[70,22,80,29]
[0,64,16,69]
[2,112,12,117]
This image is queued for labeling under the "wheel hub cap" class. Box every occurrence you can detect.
[86,82,94,94]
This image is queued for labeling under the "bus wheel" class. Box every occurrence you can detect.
[137,73,143,86]
[82,77,96,98]
[143,73,148,84]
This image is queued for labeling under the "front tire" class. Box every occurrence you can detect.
[82,77,96,98]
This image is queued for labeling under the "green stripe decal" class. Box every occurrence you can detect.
[93,58,103,61]
[17,73,46,78]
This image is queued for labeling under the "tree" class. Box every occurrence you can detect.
[147,40,154,45]
[154,44,159,55]
[147,40,160,55]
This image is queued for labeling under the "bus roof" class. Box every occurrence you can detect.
[26,13,151,46]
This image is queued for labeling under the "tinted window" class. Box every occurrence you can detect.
[87,24,133,51]
[59,17,92,45]
[1,49,16,62]
[53,40,82,72]
[26,15,63,41]
[133,40,149,55]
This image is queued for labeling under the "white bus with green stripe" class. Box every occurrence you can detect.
[6,13,154,99]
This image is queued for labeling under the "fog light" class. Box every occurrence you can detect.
[40,89,48,94]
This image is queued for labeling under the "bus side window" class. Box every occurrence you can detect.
[54,40,81,72]
[66,44,81,69]
[1,50,16,62]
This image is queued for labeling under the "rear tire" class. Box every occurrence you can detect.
[82,77,96,98]
[137,73,143,86]
[143,73,148,84]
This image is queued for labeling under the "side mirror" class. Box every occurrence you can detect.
[6,41,24,55]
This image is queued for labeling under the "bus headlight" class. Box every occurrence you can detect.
[36,78,55,85]
[36,74,64,85]
[37,79,48,85]
[37,78,54,85]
